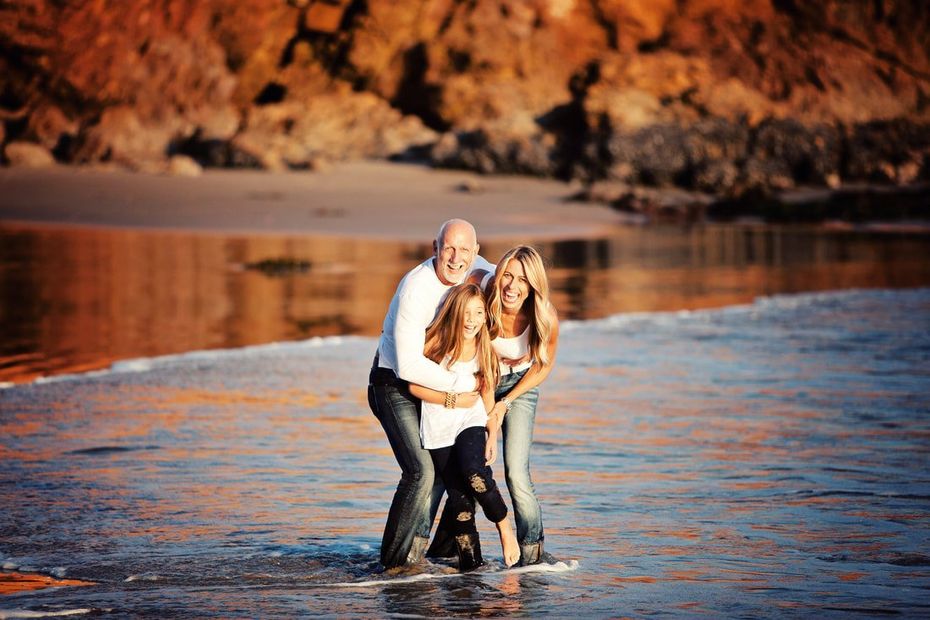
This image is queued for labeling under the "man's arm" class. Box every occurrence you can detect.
[394,291,478,392]
[471,255,495,273]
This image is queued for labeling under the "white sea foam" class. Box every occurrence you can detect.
[9,288,927,391]
[124,574,161,582]
[328,559,579,588]
[0,610,92,619]
[17,335,367,389]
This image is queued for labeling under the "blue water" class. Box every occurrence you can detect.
[1,288,929,617]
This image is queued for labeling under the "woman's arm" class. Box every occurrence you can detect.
[466,269,490,287]
[488,305,560,427]
[409,383,480,408]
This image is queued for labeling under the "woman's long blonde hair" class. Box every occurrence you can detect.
[487,245,554,367]
[424,283,499,393]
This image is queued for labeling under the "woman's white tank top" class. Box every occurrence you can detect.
[492,324,533,374]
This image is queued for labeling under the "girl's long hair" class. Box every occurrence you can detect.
[424,283,499,393]
[487,245,554,366]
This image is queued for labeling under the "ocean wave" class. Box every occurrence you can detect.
[7,288,928,390]
[328,559,580,588]
[0,612,93,619]
[4,335,366,390]
[564,287,930,332]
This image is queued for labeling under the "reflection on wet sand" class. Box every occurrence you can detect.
[0,573,95,595]
[2,222,929,384]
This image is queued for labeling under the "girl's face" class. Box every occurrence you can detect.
[498,258,530,312]
[462,296,486,341]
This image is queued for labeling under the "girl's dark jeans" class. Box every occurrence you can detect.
[429,426,508,538]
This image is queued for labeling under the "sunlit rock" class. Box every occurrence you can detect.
[4,141,56,168]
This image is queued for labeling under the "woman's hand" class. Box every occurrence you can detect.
[487,401,507,430]
[456,391,480,408]
[485,428,498,465]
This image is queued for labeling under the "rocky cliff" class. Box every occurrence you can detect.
[2,0,929,196]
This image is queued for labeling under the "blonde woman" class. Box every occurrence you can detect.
[475,245,560,565]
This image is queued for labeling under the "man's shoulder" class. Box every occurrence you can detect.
[471,255,495,273]
[398,259,439,296]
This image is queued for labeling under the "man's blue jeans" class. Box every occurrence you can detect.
[496,368,545,554]
[368,365,443,568]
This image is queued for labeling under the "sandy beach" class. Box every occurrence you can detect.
[0,162,623,240]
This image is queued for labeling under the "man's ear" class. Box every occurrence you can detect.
[433,239,438,254]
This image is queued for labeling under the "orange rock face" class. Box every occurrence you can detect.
[1,0,928,192]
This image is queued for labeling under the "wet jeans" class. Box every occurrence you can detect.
[430,426,508,538]
[496,368,545,551]
[368,364,444,569]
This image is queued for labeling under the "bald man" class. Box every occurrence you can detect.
[368,219,494,569]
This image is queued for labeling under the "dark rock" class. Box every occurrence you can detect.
[743,119,841,188]
[245,257,312,277]
[431,126,555,177]
[708,183,930,222]
[26,104,78,151]
[845,120,930,184]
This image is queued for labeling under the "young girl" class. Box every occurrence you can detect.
[409,283,520,570]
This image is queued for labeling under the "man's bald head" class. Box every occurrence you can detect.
[433,219,480,285]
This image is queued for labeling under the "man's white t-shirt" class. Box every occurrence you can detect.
[377,256,494,392]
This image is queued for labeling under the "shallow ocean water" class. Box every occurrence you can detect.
[1,288,929,617]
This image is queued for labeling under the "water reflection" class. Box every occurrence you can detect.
[2,222,929,383]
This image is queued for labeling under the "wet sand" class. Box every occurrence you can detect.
[0,572,94,595]
[0,162,620,241]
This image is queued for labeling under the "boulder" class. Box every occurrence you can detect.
[304,1,349,34]
[165,154,203,177]
[73,106,178,170]
[4,141,56,168]
[26,104,78,151]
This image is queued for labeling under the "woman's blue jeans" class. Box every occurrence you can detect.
[496,368,545,553]
[368,365,444,569]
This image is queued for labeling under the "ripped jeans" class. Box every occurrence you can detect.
[429,426,508,538]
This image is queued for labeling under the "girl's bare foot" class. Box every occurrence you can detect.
[496,516,520,567]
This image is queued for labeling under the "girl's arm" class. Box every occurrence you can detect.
[409,384,480,408]
[489,305,560,428]
[482,381,499,465]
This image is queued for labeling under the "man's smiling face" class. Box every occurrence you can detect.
[433,221,478,285]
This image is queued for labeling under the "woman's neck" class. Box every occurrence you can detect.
[500,307,528,337]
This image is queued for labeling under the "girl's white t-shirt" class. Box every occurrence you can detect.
[420,355,488,450]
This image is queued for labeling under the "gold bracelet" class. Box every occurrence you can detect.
[444,391,457,409]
